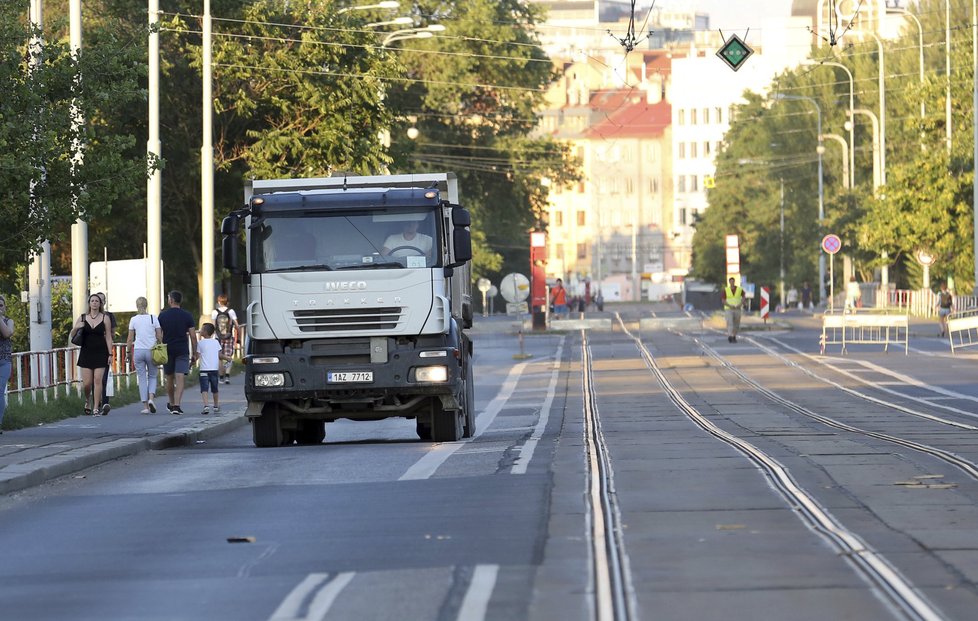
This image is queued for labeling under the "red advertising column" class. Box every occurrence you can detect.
[530,231,547,331]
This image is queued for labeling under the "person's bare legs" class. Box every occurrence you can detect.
[173,373,186,407]
[80,368,94,413]
[166,373,176,407]
[92,367,105,414]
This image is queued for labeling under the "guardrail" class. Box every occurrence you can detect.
[6,342,144,405]
[820,309,909,355]
[946,309,978,354]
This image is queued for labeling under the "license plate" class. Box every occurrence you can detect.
[327,371,373,383]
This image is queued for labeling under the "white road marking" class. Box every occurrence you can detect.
[399,361,530,481]
[511,338,564,474]
[456,565,499,621]
[268,572,355,621]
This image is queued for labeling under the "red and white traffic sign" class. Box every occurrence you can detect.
[760,286,770,320]
[821,234,842,255]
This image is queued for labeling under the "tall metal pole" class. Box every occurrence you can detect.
[804,61,854,188]
[201,0,215,319]
[972,0,978,293]
[28,0,53,363]
[147,0,162,312]
[70,0,88,320]
[780,178,785,308]
[946,0,953,154]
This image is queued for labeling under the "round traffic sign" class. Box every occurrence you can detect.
[477,278,492,293]
[821,234,842,255]
[499,273,530,303]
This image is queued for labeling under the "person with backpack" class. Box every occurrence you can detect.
[211,294,238,384]
[936,283,954,337]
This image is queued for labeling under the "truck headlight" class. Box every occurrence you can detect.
[254,373,286,387]
[415,366,448,383]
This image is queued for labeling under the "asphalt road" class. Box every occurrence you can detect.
[2,308,978,620]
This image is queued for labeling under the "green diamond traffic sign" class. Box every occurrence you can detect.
[716,34,753,72]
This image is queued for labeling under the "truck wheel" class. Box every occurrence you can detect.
[431,404,463,443]
[296,420,326,445]
[416,420,432,441]
[462,373,476,438]
[253,405,284,448]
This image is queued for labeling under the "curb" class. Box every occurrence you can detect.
[0,415,249,496]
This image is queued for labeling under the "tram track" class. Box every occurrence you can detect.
[613,315,947,621]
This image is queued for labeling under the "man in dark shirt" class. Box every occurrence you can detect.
[158,290,197,415]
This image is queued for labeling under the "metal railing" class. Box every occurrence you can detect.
[882,288,976,317]
[820,307,909,355]
[4,342,142,405]
[946,309,978,354]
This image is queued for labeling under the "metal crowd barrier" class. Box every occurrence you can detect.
[946,309,978,354]
[820,309,909,355]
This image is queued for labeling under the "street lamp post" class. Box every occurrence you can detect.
[802,60,854,188]
[382,24,445,46]
[337,1,398,14]
[849,31,886,186]
[774,93,826,303]
[849,109,880,189]
[820,133,849,190]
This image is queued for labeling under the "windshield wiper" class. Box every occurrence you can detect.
[275,264,334,272]
[343,262,405,270]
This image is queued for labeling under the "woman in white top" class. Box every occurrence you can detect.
[126,296,163,414]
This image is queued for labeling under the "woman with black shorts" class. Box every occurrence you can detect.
[68,294,115,416]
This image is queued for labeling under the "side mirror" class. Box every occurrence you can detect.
[452,228,472,264]
[221,214,243,274]
[452,207,471,227]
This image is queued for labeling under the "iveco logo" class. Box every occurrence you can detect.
[325,281,368,292]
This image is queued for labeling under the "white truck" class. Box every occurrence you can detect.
[221,173,475,447]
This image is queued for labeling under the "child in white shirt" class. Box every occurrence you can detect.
[197,323,228,414]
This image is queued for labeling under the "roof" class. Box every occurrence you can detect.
[582,95,671,140]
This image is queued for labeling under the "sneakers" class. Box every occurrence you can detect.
[148,399,157,414]
[140,408,150,415]
[101,403,111,416]
[170,405,184,415]
[212,405,221,413]
[223,377,230,385]
[201,406,210,415]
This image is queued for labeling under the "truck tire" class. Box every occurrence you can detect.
[416,419,432,441]
[296,420,326,445]
[253,404,284,447]
[462,368,476,438]
[431,402,463,442]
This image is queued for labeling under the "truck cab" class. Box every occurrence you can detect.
[222,173,474,447]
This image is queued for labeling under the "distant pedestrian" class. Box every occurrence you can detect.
[595,289,604,312]
[68,294,114,416]
[551,278,567,318]
[0,295,14,432]
[787,287,798,309]
[95,292,117,409]
[158,290,197,415]
[845,276,862,310]
[936,283,954,337]
[721,276,744,343]
[196,323,227,415]
[211,294,238,384]
[801,282,813,310]
[126,296,163,414]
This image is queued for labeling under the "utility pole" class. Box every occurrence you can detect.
[28,0,53,369]
[201,0,215,319]
[147,0,163,312]
[779,178,785,309]
[70,0,88,320]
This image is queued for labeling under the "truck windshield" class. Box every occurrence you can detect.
[252,208,440,273]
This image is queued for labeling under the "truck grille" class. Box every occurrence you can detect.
[292,307,403,333]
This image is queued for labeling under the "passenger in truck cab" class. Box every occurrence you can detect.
[382,219,433,262]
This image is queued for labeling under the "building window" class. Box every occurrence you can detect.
[690,176,699,192]
[715,107,723,124]
[702,108,709,124]
[554,211,563,227]
[625,178,633,193]
[678,109,685,125]
[649,178,659,194]
[690,142,698,158]
[690,109,698,125]
[577,181,585,193]
[679,207,687,225]
[678,142,686,159]
[678,175,686,192]
[577,210,586,226]
[577,243,587,259]
[704,141,711,156]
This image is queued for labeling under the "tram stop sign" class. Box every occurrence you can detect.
[716,33,754,72]
[821,234,842,255]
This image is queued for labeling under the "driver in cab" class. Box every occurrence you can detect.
[382,220,433,260]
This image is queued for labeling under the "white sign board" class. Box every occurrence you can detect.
[89,259,165,313]
[506,302,528,316]
[500,273,530,303]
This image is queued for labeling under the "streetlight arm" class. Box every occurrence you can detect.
[338,1,399,14]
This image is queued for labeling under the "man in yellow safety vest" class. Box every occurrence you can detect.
[721,276,744,343]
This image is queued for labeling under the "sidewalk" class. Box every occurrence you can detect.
[0,380,249,496]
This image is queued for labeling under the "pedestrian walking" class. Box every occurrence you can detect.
[68,294,114,416]
[157,290,197,415]
[801,282,813,310]
[196,323,227,415]
[936,283,954,337]
[721,276,744,343]
[0,294,14,433]
[126,296,163,414]
[95,292,117,409]
[551,278,567,318]
[845,276,862,310]
[211,294,238,384]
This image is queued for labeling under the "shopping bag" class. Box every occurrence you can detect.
[151,342,168,366]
